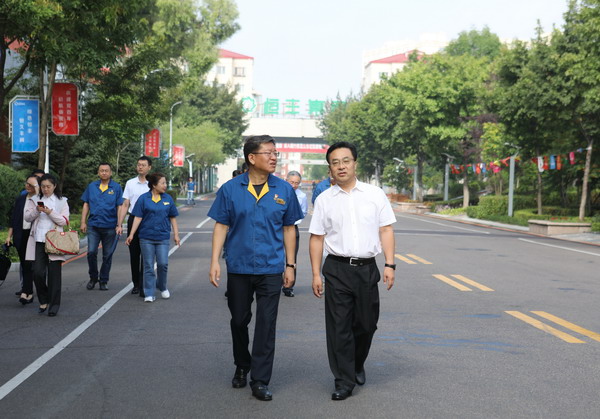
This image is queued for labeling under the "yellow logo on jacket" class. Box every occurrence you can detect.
[273,194,285,205]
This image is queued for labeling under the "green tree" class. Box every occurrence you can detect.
[555,0,600,219]
[445,26,502,60]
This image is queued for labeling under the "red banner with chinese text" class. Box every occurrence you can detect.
[145,129,161,158]
[51,83,79,135]
[172,145,185,167]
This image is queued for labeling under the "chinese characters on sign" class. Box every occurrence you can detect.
[241,97,344,117]
[145,128,161,158]
[277,143,329,154]
[172,145,185,167]
[10,97,40,153]
[51,83,79,135]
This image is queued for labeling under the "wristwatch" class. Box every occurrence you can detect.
[286,263,296,269]
[384,263,396,270]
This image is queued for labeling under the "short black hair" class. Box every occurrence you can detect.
[138,155,152,166]
[31,169,45,177]
[243,135,276,165]
[146,172,165,190]
[326,141,358,164]
[98,162,112,170]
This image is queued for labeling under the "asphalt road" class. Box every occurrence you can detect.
[1,195,599,418]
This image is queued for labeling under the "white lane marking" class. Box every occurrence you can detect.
[0,235,192,401]
[518,238,600,257]
[196,217,211,229]
[396,214,490,234]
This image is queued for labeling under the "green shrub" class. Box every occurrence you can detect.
[466,205,480,218]
[166,189,178,204]
[0,165,26,228]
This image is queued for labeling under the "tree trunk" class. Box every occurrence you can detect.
[37,61,57,170]
[579,139,593,220]
[417,156,423,202]
[462,171,469,208]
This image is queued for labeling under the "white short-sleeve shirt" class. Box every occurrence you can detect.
[309,179,396,258]
[123,177,150,214]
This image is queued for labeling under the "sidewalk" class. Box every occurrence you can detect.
[425,211,600,246]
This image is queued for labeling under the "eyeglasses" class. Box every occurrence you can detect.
[330,158,354,168]
[25,182,38,188]
[40,184,54,189]
[252,151,280,158]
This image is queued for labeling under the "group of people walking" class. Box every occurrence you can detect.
[7,156,181,316]
[7,136,396,402]
[208,136,396,401]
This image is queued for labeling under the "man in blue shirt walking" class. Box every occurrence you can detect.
[208,135,303,402]
[81,163,124,291]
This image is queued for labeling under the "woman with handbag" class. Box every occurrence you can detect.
[24,174,70,317]
[125,172,180,302]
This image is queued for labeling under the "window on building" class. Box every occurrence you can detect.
[234,67,245,77]
[235,84,244,92]
[217,66,226,74]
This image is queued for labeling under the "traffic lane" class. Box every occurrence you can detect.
[393,213,600,304]
[0,202,211,404]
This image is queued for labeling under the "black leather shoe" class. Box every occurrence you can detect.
[251,384,272,401]
[355,368,366,385]
[131,286,139,294]
[331,388,353,401]
[99,282,108,291]
[86,279,98,290]
[282,289,294,297]
[231,367,249,388]
[38,305,48,314]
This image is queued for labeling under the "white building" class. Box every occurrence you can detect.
[361,33,449,93]
[205,49,257,101]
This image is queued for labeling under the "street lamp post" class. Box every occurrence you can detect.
[505,143,521,217]
[169,101,182,189]
[186,153,195,178]
[442,153,455,201]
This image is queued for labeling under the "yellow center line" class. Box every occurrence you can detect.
[451,275,494,291]
[406,254,432,264]
[432,274,472,291]
[505,311,585,343]
[531,311,600,342]
[395,254,417,264]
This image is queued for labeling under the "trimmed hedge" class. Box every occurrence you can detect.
[0,165,26,228]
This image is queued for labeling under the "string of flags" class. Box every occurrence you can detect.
[448,147,587,175]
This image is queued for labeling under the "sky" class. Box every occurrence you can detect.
[221,0,569,109]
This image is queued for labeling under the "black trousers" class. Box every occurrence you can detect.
[33,242,62,314]
[322,255,380,390]
[17,229,34,295]
[227,273,282,387]
[283,225,300,291]
[127,214,143,289]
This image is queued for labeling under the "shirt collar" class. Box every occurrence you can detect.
[331,178,363,195]
[239,172,277,187]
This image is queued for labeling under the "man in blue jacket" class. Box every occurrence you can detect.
[208,135,303,402]
[81,163,124,291]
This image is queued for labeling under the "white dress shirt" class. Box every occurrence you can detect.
[123,177,150,214]
[294,188,308,225]
[309,179,396,258]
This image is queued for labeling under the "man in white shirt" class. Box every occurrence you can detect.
[309,141,396,401]
[282,171,308,297]
[118,156,152,296]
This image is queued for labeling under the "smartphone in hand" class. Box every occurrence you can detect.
[37,201,44,207]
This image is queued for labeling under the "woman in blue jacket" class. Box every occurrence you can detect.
[125,173,180,302]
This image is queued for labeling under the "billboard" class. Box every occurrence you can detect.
[51,83,79,135]
[144,129,161,158]
[172,145,185,167]
[10,96,40,152]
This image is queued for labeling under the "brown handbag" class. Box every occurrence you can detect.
[45,225,80,256]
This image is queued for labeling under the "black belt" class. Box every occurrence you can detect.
[328,254,375,266]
